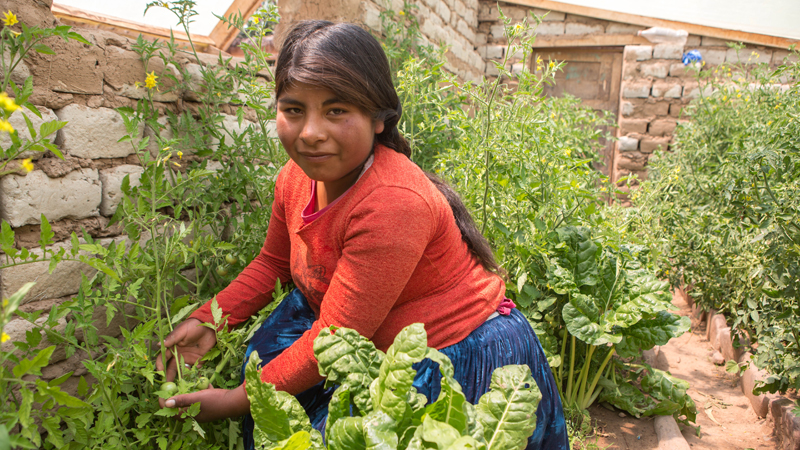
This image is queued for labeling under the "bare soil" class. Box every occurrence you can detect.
[586,294,778,450]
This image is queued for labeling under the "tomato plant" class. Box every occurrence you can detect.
[633,44,800,395]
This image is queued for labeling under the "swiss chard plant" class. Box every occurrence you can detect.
[533,227,694,425]
[245,323,541,450]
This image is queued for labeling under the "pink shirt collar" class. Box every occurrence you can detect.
[301,154,374,223]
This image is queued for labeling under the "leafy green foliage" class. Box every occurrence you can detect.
[633,46,800,395]
[247,323,541,450]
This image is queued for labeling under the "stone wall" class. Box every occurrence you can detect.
[477,0,794,188]
[615,38,793,188]
[277,0,486,81]
[0,0,263,389]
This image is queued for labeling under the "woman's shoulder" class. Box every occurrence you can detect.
[368,146,437,196]
[275,159,309,198]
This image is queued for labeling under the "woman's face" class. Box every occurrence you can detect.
[276,82,384,197]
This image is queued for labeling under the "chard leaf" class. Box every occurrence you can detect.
[462,401,487,446]
[362,409,399,450]
[372,323,429,425]
[407,416,483,450]
[554,227,599,288]
[314,326,384,388]
[244,351,323,449]
[270,431,315,450]
[597,253,624,310]
[616,312,690,358]
[476,365,540,450]
[424,375,467,434]
[597,379,654,418]
[423,348,468,433]
[641,368,697,422]
[326,387,353,439]
[628,276,673,314]
[314,326,384,417]
[643,398,682,417]
[606,302,644,329]
[328,416,366,450]
[562,295,621,346]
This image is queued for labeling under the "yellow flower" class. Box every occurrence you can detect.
[0,120,13,133]
[173,161,180,167]
[134,81,142,89]
[1,332,9,343]
[21,158,33,173]
[398,10,405,16]
[145,71,158,89]
[2,10,18,27]
[177,151,183,159]
[2,298,7,307]
[548,60,555,69]
[252,16,260,23]
[0,92,19,112]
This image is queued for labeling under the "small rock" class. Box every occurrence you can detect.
[711,351,725,365]
[619,412,626,418]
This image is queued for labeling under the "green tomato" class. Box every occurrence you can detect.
[544,314,554,323]
[202,259,211,267]
[216,266,229,277]
[161,382,178,395]
[559,329,566,339]
[196,377,210,390]
[225,254,238,265]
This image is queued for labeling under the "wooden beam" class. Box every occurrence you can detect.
[533,34,650,48]
[52,3,216,47]
[500,0,799,49]
[208,0,264,51]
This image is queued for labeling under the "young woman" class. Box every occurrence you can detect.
[156,20,568,449]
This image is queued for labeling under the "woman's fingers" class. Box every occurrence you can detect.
[163,322,189,348]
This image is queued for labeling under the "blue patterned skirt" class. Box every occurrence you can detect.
[241,289,569,449]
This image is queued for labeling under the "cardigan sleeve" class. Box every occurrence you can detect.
[258,186,436,394]
[189,167,293,329]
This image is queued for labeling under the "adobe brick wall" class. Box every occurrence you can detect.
[0,0,265,387]
[277,0,486,81]
[476,0,795,189]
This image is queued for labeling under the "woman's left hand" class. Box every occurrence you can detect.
[164,384,250,423]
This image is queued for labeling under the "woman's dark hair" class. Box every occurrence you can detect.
[276,20,505,278]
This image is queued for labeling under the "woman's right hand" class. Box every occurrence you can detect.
[155,318,217,383]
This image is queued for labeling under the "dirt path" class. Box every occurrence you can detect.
[586,294,777,450]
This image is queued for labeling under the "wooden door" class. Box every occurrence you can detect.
[531,47,623,176]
